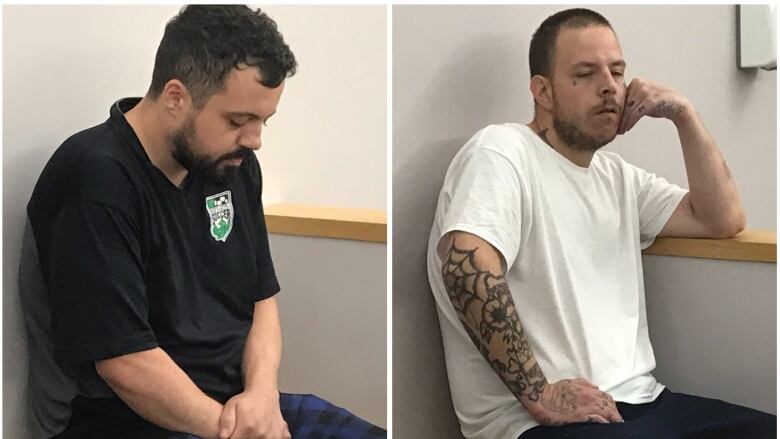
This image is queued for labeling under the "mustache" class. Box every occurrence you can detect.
[594,98,623,114]
[216,147,254,164]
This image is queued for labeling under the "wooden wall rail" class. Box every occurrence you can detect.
[643,229,776,263]
[264,204,772,261]
[264,203,387,243]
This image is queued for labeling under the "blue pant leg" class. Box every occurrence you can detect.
[280,393,386,439]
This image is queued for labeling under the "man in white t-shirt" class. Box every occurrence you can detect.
[427,8,775,439]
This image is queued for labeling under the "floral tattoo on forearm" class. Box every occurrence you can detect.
[441,243,547,402]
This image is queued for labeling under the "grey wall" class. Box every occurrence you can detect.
[644,256,776,414]
[3,5,386,438]
[270,234,387,427]
[393,5,776,437]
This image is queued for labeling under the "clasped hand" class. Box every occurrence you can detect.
[218,389,291,439]
[527,378,624,426]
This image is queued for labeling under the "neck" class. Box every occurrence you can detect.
[124,98,189,186]
[527,117,595,168]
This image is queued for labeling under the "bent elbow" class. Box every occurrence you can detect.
[732,213,747,236]
[712,210,746,238]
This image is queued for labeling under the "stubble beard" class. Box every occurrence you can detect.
[551,98,617,153]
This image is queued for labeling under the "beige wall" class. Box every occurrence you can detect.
[393,5,776,437]
[3,5,386,437]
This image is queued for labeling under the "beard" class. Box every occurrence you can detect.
[551,94,618,152]
[170,114,251,186]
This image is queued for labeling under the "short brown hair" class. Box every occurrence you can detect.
[529,8,613,78]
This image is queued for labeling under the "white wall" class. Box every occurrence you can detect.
[3,5,386,437]
[259,5,387,210]
[393,5,776,437]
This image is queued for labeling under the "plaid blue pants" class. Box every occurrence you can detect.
[278,393,386,438]
[520,389,775,439]
[56,393,386,439]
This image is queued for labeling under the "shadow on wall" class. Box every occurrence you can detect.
[397,33,526,145]
[393,138,465,439]
[728,67,759,120]
[3,140,58,439]
[393,34,526,439]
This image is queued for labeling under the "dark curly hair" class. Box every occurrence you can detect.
[147,5,297,107]
[529,8,612,79]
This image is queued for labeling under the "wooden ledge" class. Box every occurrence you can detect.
[643,229,776,263]
[264,203,387,243]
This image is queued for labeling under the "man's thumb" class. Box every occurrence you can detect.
[219,403,236,439]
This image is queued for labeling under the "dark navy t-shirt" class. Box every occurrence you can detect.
[27,98,280,426]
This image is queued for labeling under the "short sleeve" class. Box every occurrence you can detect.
[439,147,524,268]
[251,158,280,302]
[44,200,157,363]
[255,200,280,301]
[626,163,688,249]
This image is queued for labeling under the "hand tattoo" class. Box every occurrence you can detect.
[656,100,683,118]
[540,380,578,414]
[441,244,547,402]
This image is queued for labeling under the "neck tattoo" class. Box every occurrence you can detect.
[535,126,554,149]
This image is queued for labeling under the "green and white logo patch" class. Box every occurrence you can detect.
[205,190,234,242]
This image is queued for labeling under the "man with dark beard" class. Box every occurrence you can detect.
[427,8,774,439]
[24,5,385,439]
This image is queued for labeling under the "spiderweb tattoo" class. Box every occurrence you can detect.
[441,243,547,402]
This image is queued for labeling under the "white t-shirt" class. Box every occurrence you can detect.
[427,123,688,439]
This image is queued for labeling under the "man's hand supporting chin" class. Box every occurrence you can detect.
[618,77,745,238]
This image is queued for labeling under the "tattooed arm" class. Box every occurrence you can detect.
[618,78,745,238]
[438,231,623,425]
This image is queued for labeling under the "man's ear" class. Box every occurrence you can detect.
[160,79,193,117]
[529,75,554,112]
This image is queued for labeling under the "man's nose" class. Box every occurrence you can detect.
[599,73,618,97]
[240,126,262,151]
